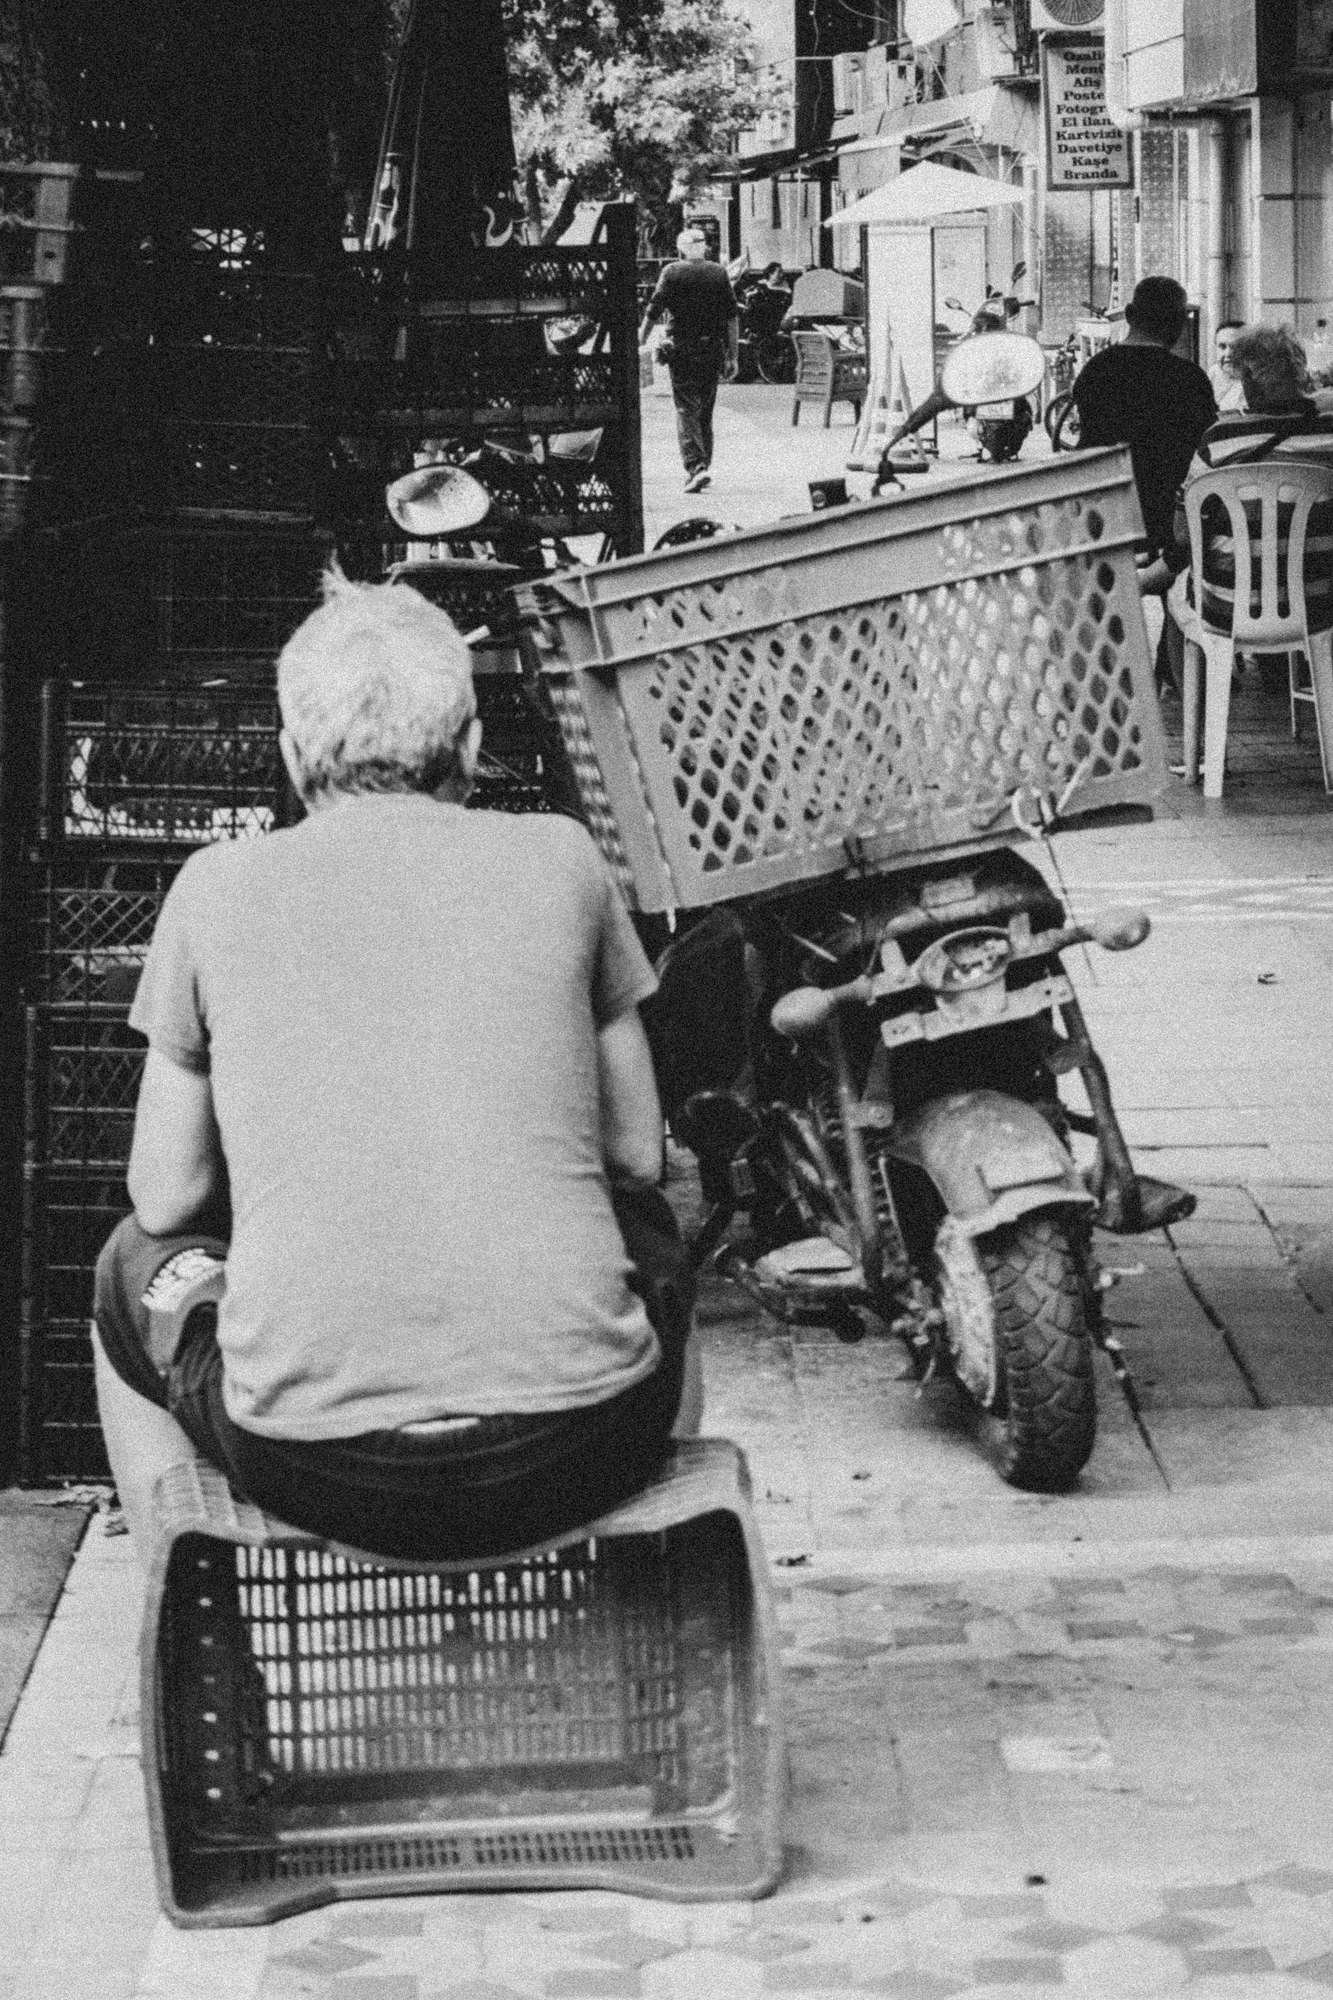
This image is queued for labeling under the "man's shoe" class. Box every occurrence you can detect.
[684,470,710,493]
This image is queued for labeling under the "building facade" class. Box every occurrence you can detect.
[1111,0,1333,368]
[720,0,1333,372]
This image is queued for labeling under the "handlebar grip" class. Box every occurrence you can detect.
[770,976,873,1040]
[1089,907,1150,951]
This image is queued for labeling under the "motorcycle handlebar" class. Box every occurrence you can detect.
[768,908,1150,1039]
[1062,908,1151,953]
[769,976,874,1040]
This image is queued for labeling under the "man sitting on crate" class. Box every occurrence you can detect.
[92,571,699,1567]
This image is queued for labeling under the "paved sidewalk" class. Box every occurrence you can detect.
[641,381,989,549]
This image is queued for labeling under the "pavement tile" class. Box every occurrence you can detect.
[271,1942,384,1974]
[330,1910,428,1937]
[952,1895,1045,1921]
[643,1947,761,1998]
[798,1575,877,1597]
[1064,1619,1146,1642]
[1217,1573,1299,1595]
[1256,1868,1333,1897]
[1185,1945,1278,1975]
[1161,1625,1235,1653]
[724,1934,816,1963]
[970,1958,1064,1985]
[854,1980,969,1999]
[760,1964,855,1992]
[316,1981,419,2000]
[1132,1916,1226,1947]
[1288,1953,1333,1988]
[1061,1934,1188,1996]
[1241,1616,1319,1638]
[531,1907,632,1933]
[570,1934,681,1970]
[1007,1922,1104,1952]
[1162,1885,1254,1911]
[424,1987,528,2000]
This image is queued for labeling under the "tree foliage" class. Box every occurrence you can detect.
[501,0,782,248]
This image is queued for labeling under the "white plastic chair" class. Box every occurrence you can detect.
[1180,458,1333,798]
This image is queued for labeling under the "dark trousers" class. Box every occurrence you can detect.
[94,1183,693,1563]
[670,363,720,473]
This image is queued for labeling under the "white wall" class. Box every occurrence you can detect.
[1122,0,1184,112]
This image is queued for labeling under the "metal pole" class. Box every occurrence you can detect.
[1203,117,1228,354]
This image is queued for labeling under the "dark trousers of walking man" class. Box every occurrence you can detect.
[670,361,720,481]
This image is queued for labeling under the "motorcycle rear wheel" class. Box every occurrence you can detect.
[756,332,796,384]
[936,1212,1095,1491]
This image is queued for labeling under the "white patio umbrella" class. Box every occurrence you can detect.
[827,161,1025,234]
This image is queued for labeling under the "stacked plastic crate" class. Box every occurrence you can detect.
[10,234,331,1483]
[327,204,644,568]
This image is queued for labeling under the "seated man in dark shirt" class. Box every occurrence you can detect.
[1072,276,1216,574]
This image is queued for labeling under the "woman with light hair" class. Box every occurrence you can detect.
[1159,322,1333,691]
[92,568,701,1567]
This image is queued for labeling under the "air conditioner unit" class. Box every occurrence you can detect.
[1030,0,1105,30]
[975,5,1018,78]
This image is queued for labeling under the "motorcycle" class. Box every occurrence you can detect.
[877,268,1042,472]
[730,260,796,384]
[645,825,1194,1492]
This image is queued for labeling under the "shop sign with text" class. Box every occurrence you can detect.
[1043,39,1132,190]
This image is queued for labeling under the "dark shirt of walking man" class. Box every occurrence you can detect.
[1072,276,1216,567]
[640,227,739,495]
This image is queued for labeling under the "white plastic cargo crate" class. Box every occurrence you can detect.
[517,447,1166,913]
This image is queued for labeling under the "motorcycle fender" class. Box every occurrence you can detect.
[887,1088,1095,1239]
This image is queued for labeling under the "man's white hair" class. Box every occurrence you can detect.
[676,225,706,255]
[277,567,476,801]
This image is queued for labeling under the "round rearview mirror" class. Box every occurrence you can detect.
[1090,908,1151,951]
[940,330,1046,408]
[386,462,492,535]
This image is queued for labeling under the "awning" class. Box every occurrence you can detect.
[827,158,1025,232]
[833,85,1039,159]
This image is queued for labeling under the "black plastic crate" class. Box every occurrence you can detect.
[151,417,318,518]
[20,1164,127,1328]
[19,1308,116,1484]
[416,247,617,317]
[19,1160,129,1482]
[150,265,318,350]
[386,557,524,633]
[25,855,182,1006]
[155,344,314,426]
[24,1005,147,1174]
[46,521,328,674]
[40,678,282,847]
[472,670,571,818]
[148,524,328,658]
[408,330,617,421]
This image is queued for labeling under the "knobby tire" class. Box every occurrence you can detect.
[973,1214,1095,1490]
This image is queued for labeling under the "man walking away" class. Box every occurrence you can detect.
[1072,276,1216,568]
[640,226,739,493]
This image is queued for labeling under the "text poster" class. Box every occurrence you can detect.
[1043,40,1133,190]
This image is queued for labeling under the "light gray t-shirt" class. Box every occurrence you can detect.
[129,796,660,1439]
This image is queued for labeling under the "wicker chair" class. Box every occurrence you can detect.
[791,331,867,428]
